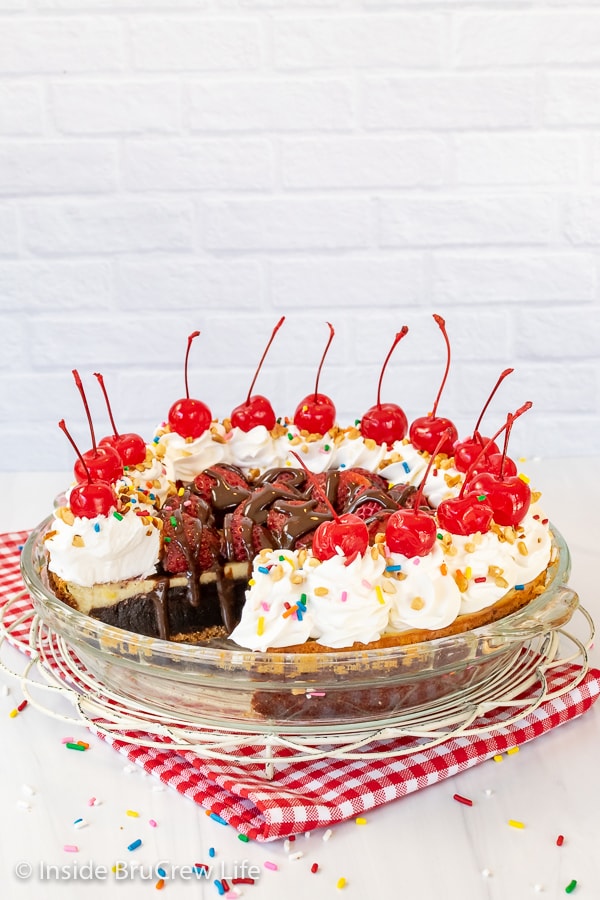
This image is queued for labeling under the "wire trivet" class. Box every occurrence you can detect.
[0,591,594,778]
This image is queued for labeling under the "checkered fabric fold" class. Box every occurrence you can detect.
[2,529,598,841]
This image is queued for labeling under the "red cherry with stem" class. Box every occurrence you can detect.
[385,430,451,558]
[293,322,336,435]
[360,326,409,445]
[58,419,116,518]
[94,372,147,466]
[289,451,369,561]
[409,314,458,455]
[231,316,285,432]
[466,410,532,527]
[168,331,212,439]
[454,368,514,472]
[437,402,532,535]
[71,370,122,484]
[468,452,517,480]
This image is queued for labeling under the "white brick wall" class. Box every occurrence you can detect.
[0,2,599,471]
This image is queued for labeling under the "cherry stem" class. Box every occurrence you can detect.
[72,369,97,456]
[94,372,119,438]
[290,450,339,521]
[184,331,200,399]
[412,429,454,512]
[458,401,533,498]
[58,418,92,483]
[314,322,335,403]
[376,326,409,407]
[472,367,514,437]
[430,314,451,419]
[499,413,515,480]
[245,316,285,405]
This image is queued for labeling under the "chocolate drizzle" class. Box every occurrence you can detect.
[144,465,430,640]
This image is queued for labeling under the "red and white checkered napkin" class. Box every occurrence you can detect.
[2,529,600,842]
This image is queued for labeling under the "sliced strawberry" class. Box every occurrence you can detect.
[335,470,375,511]
[365,509,395,542]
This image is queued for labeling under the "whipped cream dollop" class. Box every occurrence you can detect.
[45,506,161,587]
[385,543,462,633]
[229,546,390,651]
[152,423,230,483]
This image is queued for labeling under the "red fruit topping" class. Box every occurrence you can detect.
[360,326,409,445]
[69,481,116,519]
[289,451,369,561]
[438,402,532,534]
[58,419,116,518]
[465,409,532,527]
[168,331,212,439]
[293,322,336,435]
[465,471,530,527]
[231,316,285,432]
[436,493,494,536]
[409,315,458,455]
[71,370,122,484]
[454,368,513,473]
[312,512,369,562]
[385,429,451,557]
[94,372,147,466]
[468,452,517,481]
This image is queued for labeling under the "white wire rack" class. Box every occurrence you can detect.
[0,590,594,779]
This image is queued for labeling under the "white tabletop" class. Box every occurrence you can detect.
[1,462,599,900]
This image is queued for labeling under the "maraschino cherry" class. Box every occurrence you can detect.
[385,430,451,558]
[71,370,122,484]
[290,451,369,561]
[58,419,116,518]
[465,403,533,527]
[437,401,532,535]
[94,372,147,466]
[168,331,212,440]
[293,322,336,436]
[231,316,285,432]
[360,326,409,445]
[409,314,458,455]
[453,367,513,473]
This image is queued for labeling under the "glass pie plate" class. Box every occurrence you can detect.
[20,517,578,734]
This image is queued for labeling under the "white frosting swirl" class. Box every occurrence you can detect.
[46,508,161,587]
[385,543,462,632]
[307,550,389,648]
[153,424,229,483]
[229,550,313,651]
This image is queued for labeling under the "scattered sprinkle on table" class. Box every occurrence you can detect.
[565,880,578,894]
[508,819,525,829]
[209,812,228,826]
[336,877,347,889]
[557,834,565,846]
[126,810,139,817]
[149,819,158,828]
[311,863,319,874]
[66,742,87,751]
[155,879,165,891]
[237,833,249,843]
[507,746,520,755]
[453,793,473,807]
[493,755,503,763]
[127,839,142,852]
[289,852,303,861]
[264,861,278,871]
[355,817,367,825]
[63,845,78,853]
[209,848,215,858]
[323,829,333,842]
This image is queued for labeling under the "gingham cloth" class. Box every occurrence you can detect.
[2,530,599,841]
